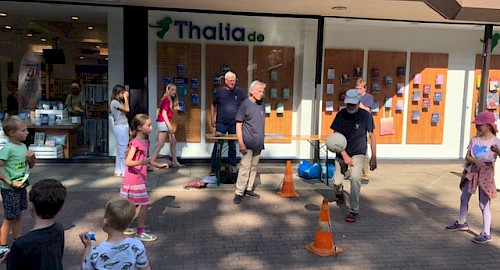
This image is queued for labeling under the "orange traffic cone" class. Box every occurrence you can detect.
[278,160,298,198]
[306,199,342,256]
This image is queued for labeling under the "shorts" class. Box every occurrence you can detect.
[156,121,169,132]
[120,184,150,205]
[1,188,27,220]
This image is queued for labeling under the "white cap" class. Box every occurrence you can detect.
[344,89,361,104]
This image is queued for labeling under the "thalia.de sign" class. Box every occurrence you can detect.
[150,17,265,42]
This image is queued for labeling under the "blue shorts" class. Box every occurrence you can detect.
[1,188,27,220]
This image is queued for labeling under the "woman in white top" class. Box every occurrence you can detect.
[110,85,130,177]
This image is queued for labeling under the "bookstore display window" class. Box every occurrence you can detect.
[0,2,111,158]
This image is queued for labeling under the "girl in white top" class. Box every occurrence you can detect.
[110,85,130,177]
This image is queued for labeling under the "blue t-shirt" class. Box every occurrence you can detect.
[330,108,374,156]
[236,99,266,151]
[212,86,247,125]
[360,93,374,109]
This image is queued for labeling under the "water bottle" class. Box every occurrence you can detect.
[321,165,327,181]
[84,231,96,241]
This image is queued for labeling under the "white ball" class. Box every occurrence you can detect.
[326,133,347,153]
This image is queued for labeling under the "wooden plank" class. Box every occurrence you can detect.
[253,45,295,143]
[406,53,448,144]
[157,42,201,142]
[367,51,407,144]
[321,49,364,137]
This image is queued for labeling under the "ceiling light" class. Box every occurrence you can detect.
[79,56,85,60]
[40,38,47,42]
[71,16,79,21]
[0,13,6,17]
[332,6,347,11]
[27,33,33,37]
[95,45,100,49]
[4,25,12,30]
[105,57,108,61]
[87,26,93,30]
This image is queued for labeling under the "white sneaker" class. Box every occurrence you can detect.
[135,232,158,242]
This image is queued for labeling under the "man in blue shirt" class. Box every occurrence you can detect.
[210,71,247,175]
[330,89,377,223]
[356,78,374,181]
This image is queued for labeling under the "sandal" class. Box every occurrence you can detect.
[171,163,184,168]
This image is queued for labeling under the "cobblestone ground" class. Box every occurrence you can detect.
[1,161,500,269]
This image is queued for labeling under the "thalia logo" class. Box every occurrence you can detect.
[149,17,265,42]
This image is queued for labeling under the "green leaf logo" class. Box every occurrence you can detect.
[149,17,173,39]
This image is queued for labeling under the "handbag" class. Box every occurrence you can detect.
[380,108,395,136]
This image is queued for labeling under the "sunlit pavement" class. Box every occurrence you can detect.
[3,160,500,269]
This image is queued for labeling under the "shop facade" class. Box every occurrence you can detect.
[0,1,497,160]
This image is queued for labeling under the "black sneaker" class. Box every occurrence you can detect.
[244,190,261,199]
[210,169,216,176]
[233,194,243,204]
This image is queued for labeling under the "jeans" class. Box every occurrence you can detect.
[211,123,237,170]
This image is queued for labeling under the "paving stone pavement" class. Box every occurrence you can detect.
[2,160,500,269]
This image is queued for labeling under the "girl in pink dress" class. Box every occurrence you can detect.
[120,114,159,242]
[446,111,500,244]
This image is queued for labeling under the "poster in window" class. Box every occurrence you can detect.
[385,76,393,85]
[371,68,379,78]
[282,88,290,99]
[191,78,199,89]
[434,92,442,103]
[176,64,185,76]
[412,110,420,121]
[487,93,499,109]
[397,83,405,95]
[222,65,230,75]
[384,97,392,108]
[423,84,431,95]
[341,74,350,85]
[490,78,499,91]
[431,113,440,123]
[270,70,278,82]
[270,88,278,99]
[325,101,334,112]
[276,103,284,114]
[412,91,421,102]
[371,102,379,113]
[326,84,334,95]
[191,94,199,105]
[397,66,405,77]
[435,74,445,85]
[372,82,380,93]
[164,77,172,87]
[354,67,362,78]
[327,69,335,80]
[413,73,422,85]
[178,101,185,112]
[422,98,430,109]
[265,103,271,114]
[395,100,404,111]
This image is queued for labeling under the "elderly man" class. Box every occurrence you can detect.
[330,88,377,222]
[233,80,266,204]
[210,71,247,176]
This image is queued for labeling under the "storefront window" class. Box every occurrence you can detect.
[0,2,122,158]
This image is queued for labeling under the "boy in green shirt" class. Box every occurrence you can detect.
[0,116,36,256]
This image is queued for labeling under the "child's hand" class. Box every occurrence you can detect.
[12,181,24,189]
[26,150,35,159]
[79,232,92,248]
[491,144,500,154]
[158,163,169,169]
[475,160,486,168]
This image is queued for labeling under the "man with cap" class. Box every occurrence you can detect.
[330,88,377,222]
